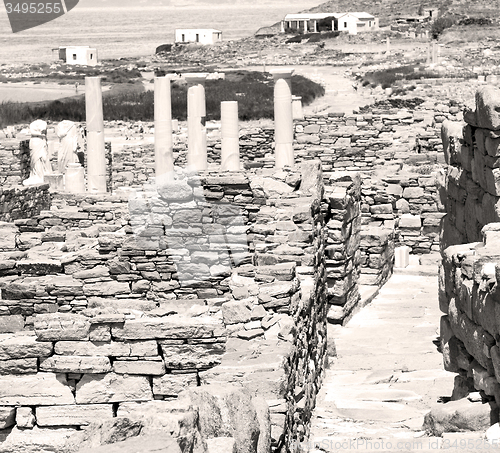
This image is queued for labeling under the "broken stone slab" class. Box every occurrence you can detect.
[0,406,15,429]
[116,397,205,449]
[76,432,182,453]
[54,340,158,357]
[0,333,53,359]
[423,398,495,436]
[0,372,75,406]
[40,355,112,374]
[34,313,90,341]
[160,342,225,369]
[36,404,114,427]
[111,315,225,340]
[113,360,166,376]
[76,373,153,404]
[64,417,144,452]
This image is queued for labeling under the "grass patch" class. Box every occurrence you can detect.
[360,64,475,89]
[0,71,325,126]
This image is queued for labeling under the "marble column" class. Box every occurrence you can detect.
[85,77,107,192]
[221,101,240,171]
[154,76,174,183]
[185,73,208,171]
[271,68,294,169]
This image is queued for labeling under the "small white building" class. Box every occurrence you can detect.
[281,12,378,35]
[58,46,98,66]
[175,29,222,45]
[336,12,378,35]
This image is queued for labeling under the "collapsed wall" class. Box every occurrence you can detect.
[439,86,500,417]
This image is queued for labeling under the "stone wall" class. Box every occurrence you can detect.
[0,139,25,187]
[439,86,500,411]
[0,184,51,223]
[0,162,328,452]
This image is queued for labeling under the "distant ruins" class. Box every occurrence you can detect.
[1,68,498,452]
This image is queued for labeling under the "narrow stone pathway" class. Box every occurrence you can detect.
[307,260,458,452]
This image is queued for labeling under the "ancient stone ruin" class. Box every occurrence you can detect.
[1,71,498,452]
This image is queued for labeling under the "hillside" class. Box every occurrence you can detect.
[305,0,500,25]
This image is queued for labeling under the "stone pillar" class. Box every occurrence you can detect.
[85,77,107,192]
[221,101,240,171]
[303,20,308,32]
[271,68,294,169]
[185,73,208,172]
[432,41,438,64]
[386,37,390,54]
[313,20,318,33]
[154,76,174,184]
[280,20,285,33]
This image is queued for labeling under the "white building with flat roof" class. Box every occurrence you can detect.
[58,46,98,66]
[281,12,378,35]
[175,29,222,45]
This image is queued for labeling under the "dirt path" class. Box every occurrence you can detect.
[292,65,376,115]
[306,261,459,452]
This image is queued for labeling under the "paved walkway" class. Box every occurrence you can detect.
[306,259,462,452]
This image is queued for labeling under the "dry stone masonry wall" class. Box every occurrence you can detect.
[440,86,500,418]
[0,162,329,452]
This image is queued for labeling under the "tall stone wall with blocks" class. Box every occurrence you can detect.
[440,86,500,414]
[0,163,329,452]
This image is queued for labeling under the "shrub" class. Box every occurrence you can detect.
[0,71,325,126]
[431,16,456,38]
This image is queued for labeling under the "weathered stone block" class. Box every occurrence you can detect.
[476,86,500,130]
[76,373,152,404]
[16,406,35,428]
[402,187,425,199]
[40,355,112,374]
[111,316,225,340]
[83,281,131,296]
[36,404,114,427]
[0,315,24,333]
[0,357,37,374]
[160,342,225,369]
[113,360,166,375]
[0,222,17,251]
[153,373,198,396]
[399,214,421,229]
[423,398,494,436]
[0,372,74,405]
[157,180,193,201]
[34,313,90,341]
[54,340,158,357]
[222,300,252,325]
